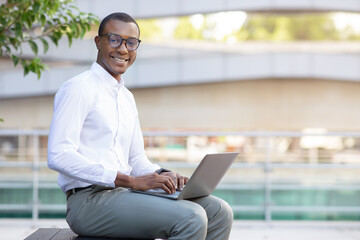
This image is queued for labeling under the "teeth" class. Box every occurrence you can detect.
[113,57,126,62]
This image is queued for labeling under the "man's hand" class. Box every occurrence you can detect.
[114,172,178,194]
[132,173,178,194]
[159,172,189,191]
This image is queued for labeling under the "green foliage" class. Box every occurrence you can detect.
[0,0,99,79]
[174,17,203,40]
[169,13,359,42]
[237,14,340,41]
[137,19,163,40]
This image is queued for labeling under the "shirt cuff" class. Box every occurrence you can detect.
[102,168,117,188]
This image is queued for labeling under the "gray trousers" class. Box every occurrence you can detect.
[66,185,233,240]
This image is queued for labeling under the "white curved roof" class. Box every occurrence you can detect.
[0,0,359,98]
[76,0,360,19]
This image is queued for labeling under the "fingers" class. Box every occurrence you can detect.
[176,173,183,190]
[159,172,189,191]
[158,172,177,191]
[133,172,189,194]
[132,173,175,194]
[157,174,176,194]
[171,175,178,189]
[177,174,189,190]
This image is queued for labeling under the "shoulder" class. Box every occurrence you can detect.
[61,70,97,91]
[57,70,98,96]
[54,70,99,107]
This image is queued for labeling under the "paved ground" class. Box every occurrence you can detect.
[230,221,360,240]
[1,219,359,240]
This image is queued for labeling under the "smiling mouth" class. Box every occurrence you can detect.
[112,56,128,62]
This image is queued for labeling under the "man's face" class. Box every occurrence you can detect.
[95,19,139,81]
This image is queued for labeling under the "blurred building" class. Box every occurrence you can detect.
[0,0,360,132]
[1,0,360,221]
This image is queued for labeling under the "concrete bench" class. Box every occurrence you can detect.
[25,228,155,240]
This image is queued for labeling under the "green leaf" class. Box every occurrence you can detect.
[70,21,79,37]
[40,38,49,53]
[28,62,35,73]
[55,30,62,40]
[24,12,33,29]
[49,35,59,46]
[66,32,72,46]
[24,65,30,76]
[15,22,22,38]
[40,14,46,26]
[28,40,38,55]
[11,55,19,66]
[60,25,68,32]
[9,37,19,50]
[69,5,79,11]
[26,57,43,79]
[0,118,4,122]
[33,57,41,64]
[33,1,41,13]
[84,22,91,31]
[53,18,61,25]
[0,33,5,45]
[43,0,49,9]
[4,45,11,53]
[34,64,41,79]
[62,15,69,23]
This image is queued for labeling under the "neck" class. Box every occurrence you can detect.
[96,59,122,82]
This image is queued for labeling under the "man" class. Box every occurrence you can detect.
[48,12,233,240]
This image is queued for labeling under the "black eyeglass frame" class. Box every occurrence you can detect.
[99,33,141,51]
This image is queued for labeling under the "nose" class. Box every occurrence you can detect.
[117,40,128,53]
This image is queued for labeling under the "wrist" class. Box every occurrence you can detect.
[114,172,134,188]
[127,175,135,189]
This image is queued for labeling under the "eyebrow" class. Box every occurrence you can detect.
[107,32,140,39]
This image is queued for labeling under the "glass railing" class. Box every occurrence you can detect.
[1,129,360,221]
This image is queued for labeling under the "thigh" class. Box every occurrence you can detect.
[190,195,232,219]
[190,195,234,240]
[66,186,205,239]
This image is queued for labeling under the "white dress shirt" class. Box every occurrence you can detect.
[48,62,160,193]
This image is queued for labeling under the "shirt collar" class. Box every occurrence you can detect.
[91,62,125,88]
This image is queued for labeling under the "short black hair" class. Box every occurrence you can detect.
[98,12,140,37]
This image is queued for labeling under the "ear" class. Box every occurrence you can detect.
[94,36,100,50]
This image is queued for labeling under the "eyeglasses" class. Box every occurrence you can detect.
[99,33,141,51]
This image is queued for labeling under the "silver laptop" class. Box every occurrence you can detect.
[131,152,239,200]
